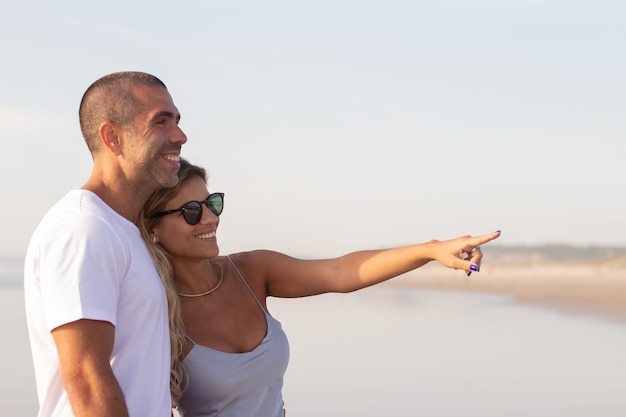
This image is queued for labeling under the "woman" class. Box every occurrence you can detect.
[139,158,501,417]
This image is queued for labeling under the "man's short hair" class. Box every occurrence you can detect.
[79,72,167,153]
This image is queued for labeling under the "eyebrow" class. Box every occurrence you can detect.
[150,110,181,124]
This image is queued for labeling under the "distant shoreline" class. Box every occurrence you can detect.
[388,262,626,322]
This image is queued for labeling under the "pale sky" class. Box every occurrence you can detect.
[1,0,625,258]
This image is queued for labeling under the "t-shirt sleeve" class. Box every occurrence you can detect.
[39,214,128,332]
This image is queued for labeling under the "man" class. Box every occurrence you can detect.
[24,72,187,417]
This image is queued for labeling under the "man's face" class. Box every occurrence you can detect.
[120,85,187,190]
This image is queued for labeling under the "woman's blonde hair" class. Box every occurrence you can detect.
[138,158,208,408]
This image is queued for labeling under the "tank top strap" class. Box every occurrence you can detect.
[185,334,198,345]
[225,255,267,314]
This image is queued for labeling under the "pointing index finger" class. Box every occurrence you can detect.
[474,230,501,247]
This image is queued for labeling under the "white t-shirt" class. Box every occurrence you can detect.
[24,190,171,417]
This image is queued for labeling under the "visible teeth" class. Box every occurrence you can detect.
[164,155,180,162]
[195,232,215,239]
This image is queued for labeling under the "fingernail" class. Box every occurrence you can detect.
[466,271,472,277]
[470,264,479,272]
[495,230,501,233]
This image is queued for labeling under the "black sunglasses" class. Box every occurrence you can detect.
[152,193,224,225]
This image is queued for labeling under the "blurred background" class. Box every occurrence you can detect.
[2,1,625,415]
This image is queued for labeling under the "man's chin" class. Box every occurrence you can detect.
[159,175,179,189]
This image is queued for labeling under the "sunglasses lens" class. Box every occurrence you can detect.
[181,202,202,225]
[206,194,224,216]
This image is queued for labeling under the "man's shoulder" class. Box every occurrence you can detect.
[32,190,136,249]
[42,189,125,226]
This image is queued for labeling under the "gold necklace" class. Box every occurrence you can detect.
[177,259,224,298]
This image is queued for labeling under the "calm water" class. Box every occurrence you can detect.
[269,286,626,417]
[3,255,625,416]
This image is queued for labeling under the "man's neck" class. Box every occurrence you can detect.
[82,177,149,224]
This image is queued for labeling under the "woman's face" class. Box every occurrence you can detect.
[151,175,220,261]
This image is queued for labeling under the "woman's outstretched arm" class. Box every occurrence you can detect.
[250,230,501,298]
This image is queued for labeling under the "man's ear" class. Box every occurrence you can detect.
[99,122,123,156]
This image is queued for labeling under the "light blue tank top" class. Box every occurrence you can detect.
[178,256,290,417]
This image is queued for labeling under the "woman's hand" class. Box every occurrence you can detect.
[428,230,501,276]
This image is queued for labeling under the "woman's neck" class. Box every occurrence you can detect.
[173,258,220,294]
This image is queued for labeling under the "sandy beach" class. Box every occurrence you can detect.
[391,257,626,321]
